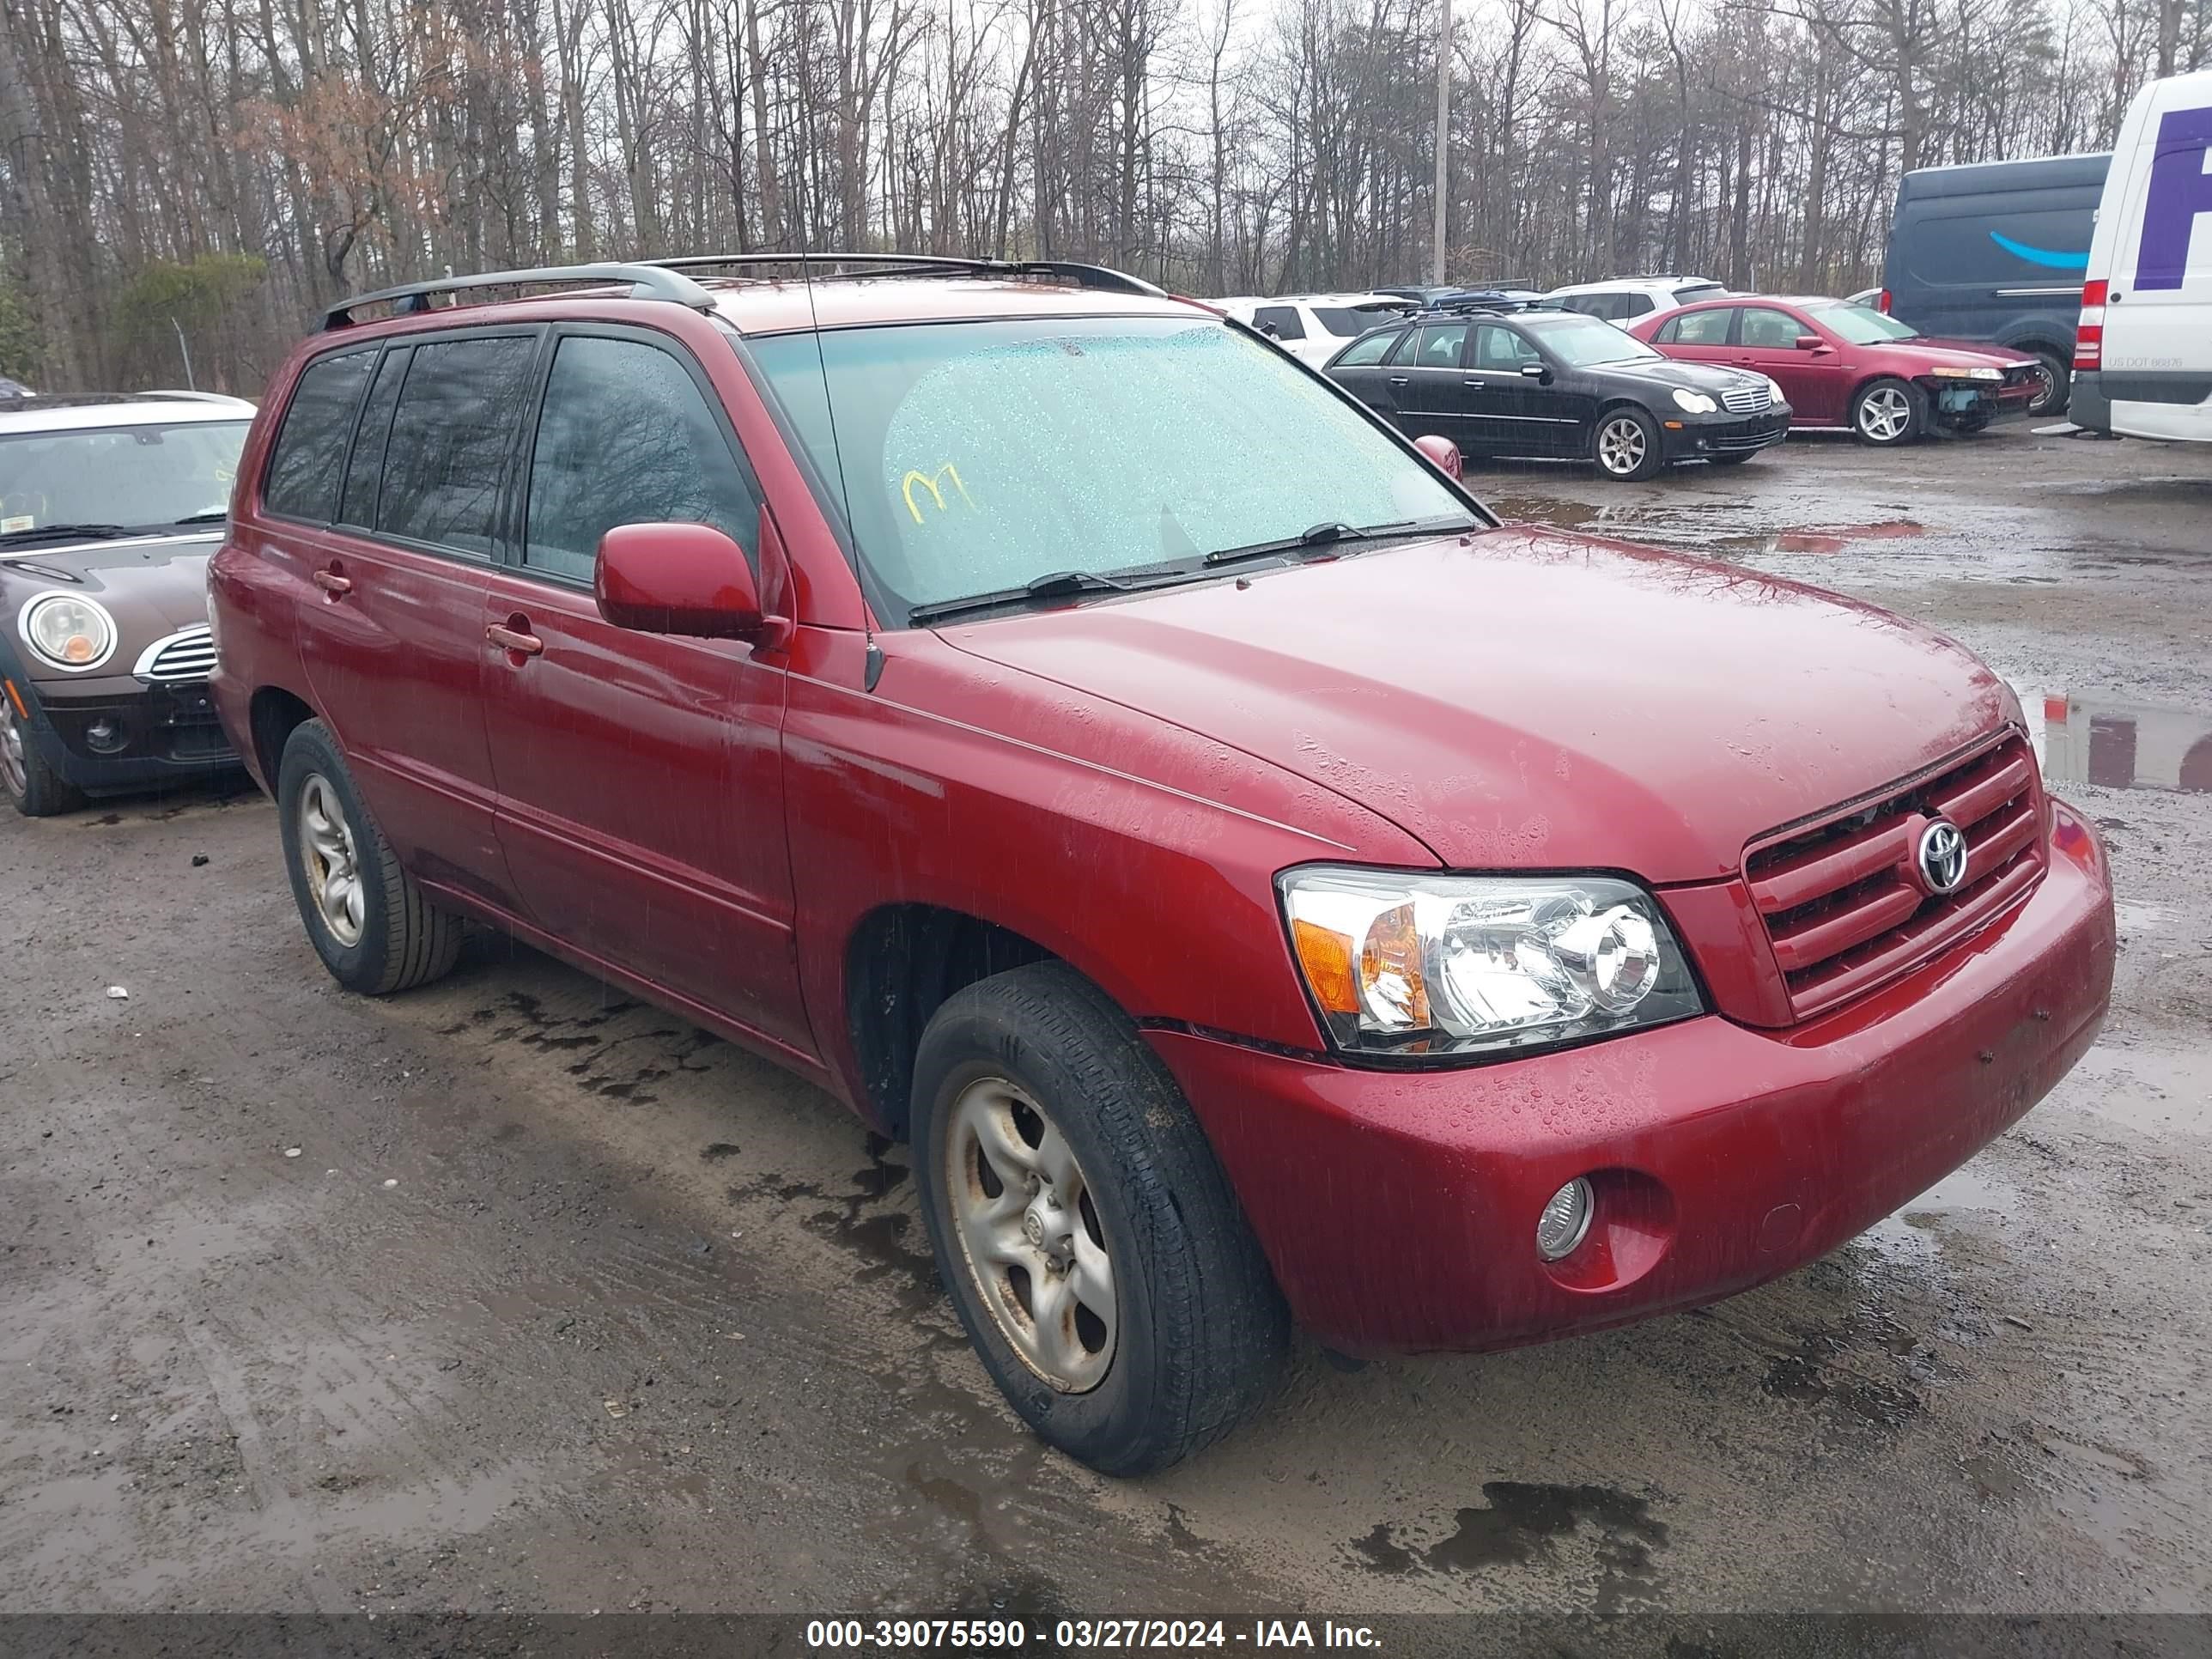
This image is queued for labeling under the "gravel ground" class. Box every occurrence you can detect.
[3,422,2208,1632]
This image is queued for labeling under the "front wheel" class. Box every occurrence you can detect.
[1850,378,1925,446]
[277,719,463,994]
[0,691,88,817]
[911,963,1289,1475]
[1591,407,1664,481]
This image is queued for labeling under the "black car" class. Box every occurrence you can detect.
[1323,306,1791,481]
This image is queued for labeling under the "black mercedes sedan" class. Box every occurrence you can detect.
[1324,304,1790,480]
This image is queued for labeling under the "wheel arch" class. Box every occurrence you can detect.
[248,685,319,794]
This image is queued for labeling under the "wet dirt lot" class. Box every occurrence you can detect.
[3,424,2209,1630]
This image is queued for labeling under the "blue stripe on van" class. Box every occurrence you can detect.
[1989,230,2091,270]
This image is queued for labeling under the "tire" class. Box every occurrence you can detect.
[1591,406,1664,481]
[276,719,462,994]
[1850,377,1926,446]
[0,690,88,817]
[2024,349,2070,417]
[910,962,1289,1475]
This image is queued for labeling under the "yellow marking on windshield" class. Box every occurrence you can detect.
[902,463,975,523]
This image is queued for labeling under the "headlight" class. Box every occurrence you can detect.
[1929,366,2002,381]
[1279,867,1705,1060]
[1671,388,1718,414]
[20,592,118,672]
[1765,377,1786,403]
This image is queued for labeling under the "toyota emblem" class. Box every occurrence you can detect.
[1916,818,1968,895]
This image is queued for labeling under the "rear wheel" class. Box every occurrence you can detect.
[1591,407,1663,481]
[277,719,463,994]
[1850,378,1925,446]
[2024,349,2070,416]
[910,962,1289,1474]
[0,692,88,817]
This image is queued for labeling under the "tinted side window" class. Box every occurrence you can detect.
[1622,294,1656,317]
[263,349,375,521]
[523,336,762,583]
[1741,307,1805,348]
[1408,323,1469,368]
[1253,306,1306,341]
[1673,307,1735,346]
[377,335,537,556]
[338,346,409,528]
[1334,329,1399,367]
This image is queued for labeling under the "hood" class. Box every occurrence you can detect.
[1591,356,1765,395]
[2,531,219,676]
[938,528,2014,884]
[1865,338,2033,372]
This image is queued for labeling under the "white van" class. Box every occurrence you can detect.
[2071,68,2212,441]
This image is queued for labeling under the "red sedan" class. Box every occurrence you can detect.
[1631,295,2040,444]
[210,258,2112,1474]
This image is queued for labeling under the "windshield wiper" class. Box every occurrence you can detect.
[0,522,132,547]
[1203,516,1469,568]
[170,510,230,526]
[908,566,1182,627]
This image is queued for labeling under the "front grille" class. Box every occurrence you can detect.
[1743,732,2045,1020]
[135,625,217,684]
[1721,384,1772,414]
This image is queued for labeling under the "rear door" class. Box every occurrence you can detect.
[477,325,811,1054]
[1382,319,1477,446]
[1651,304,1736,369]
[2104,82,2212,424]
[281,331,532,909]
[1735,305,1848,422]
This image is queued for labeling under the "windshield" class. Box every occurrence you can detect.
[1803,301,1922,343]
[1522,315,1662,368]
[750,316,1474,620]
[0,420,246,536]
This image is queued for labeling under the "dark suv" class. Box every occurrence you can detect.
[210,257,2112,1474]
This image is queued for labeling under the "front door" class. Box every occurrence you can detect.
[478,326,811,1057]
[1467,323,1582,456]
[1735,306,1849,422]
[288,332,538,911]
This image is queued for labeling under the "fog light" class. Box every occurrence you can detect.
[1536,1177,1594,1261]
[86,718,126,754]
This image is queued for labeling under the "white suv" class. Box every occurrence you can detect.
[1218,293,1415,366]
[1544,276,1729,325]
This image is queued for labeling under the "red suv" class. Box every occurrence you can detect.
[210,256,2115,1474]
[1631,295,2040,443]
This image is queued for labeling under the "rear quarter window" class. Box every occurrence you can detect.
[1253,307,1306,341]
[262,349,375,521]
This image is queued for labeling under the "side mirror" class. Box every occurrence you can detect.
[1520,361,1550,380]
[595,521,789,647]
[1795,333,1825,350]
[1412,433,1463,480]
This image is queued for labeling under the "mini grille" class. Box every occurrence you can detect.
[1721,384,1772,414]
[136,625,218,684]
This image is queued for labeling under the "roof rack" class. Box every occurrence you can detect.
[323,262,718,330]
[1421,295,1570,315]
[644,252,1167,297]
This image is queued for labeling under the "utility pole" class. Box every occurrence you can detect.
[1431,0,1452,285]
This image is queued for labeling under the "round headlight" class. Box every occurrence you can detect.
[1537,1177,1595,1261]
[1671,387,1718,414]
[1548,903,1662,1014]
[21,592,118,672]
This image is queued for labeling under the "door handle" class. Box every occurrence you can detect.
[486,622,544,657]
[312,567,352,595]
[1388,375,1409,386]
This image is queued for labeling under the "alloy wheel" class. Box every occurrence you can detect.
[0,697,26,800]
[2024,360,2062,415]
[1595,416,1648,476]
[297,773,366,946]
[942,1075,1118,1392]
[1857,386,1912,442]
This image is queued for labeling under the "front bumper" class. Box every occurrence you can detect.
[1926,378,2037,426]
[1662,408,1790,459]
[1150,802,2114,1356]
[11,671,240,792]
